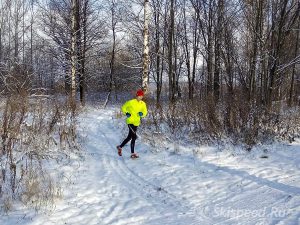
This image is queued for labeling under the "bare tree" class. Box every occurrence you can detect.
[142,0,150,92]
[168,0,175,102]
[180,0,200,100]
[70,0,79,101]
[190,0,216,97]
[104,0,117,107]
[266,0,293,107]
[213,0,224,101]
[151,0,164,103]
[289,15,300,106]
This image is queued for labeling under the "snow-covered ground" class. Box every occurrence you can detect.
[1,106,300,225]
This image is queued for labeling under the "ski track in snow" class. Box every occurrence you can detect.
[87,111,201,225]
[1,106,299,225]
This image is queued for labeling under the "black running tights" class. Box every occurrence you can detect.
[120,124,138,153]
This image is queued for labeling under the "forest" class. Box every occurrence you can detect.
[0,0,300,217]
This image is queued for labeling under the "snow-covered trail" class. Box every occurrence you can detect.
[77,109,200,225]
[1,106,300,225]
[71,107,300,225]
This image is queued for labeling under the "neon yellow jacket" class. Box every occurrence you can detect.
[121,99,147,126]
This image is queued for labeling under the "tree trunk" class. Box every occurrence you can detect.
[173,23,179,99]
[223,23,235,132]
[14,3,19,63]
[70,0,79,101]
[267,0,289,107]
[30,0,34,66]
[206,1,214,96]
[0,26,2,63]
[289,17,300,106]
[142,0,150,92]
[105,0,117,108]
[79,0,87,106]
[168,0,175,102]
[22,0,25,64]
[8,0,11,68]
[249,0,263,102]
[154,0,162,104]
[191,12,199,101]
[213,0,224,102]
[183,12,192,99]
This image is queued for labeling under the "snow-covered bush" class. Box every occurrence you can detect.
[0,94,78,212]
[145,96,300,150]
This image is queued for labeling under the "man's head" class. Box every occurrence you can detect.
[136,89,144,101]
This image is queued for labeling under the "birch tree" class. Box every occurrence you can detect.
[70,0,79,101]
[142,0,150,92]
